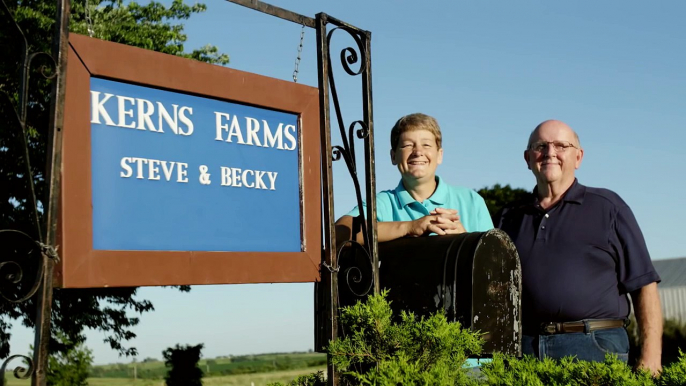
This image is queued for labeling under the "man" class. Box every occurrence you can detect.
[335,113,492,245]
[495,120,662,375]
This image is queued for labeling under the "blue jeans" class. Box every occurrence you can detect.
[522,327,629,363]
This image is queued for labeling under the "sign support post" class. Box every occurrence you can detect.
[32,0,70,383]
[314,12,339,384]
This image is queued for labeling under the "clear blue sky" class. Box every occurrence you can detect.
[10,0,686,365]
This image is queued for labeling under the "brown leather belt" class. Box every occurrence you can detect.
[539,319,626,335]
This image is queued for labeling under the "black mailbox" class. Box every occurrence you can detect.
[338,229,522,356]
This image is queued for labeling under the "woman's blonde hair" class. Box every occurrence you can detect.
[390,113,442,150]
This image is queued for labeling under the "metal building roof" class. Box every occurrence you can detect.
[659,286,686,322]
[653,257,686,288]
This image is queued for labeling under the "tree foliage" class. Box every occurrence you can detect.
[477,184,531,218]
[68,0,229,65]
[163,343,204,386]
[45,334,94,386]
[1,0,227,359]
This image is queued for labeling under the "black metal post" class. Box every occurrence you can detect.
[315,13,339,385]
[360,31,378,294]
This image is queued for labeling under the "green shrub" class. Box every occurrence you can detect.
[275,292,686,386]
[273,371,326,386]
[480,354,654,386]
[333,290,483,385]
[272,290,483,386]
[657,350,686,386]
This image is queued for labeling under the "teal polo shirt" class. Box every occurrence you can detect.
[346,176,493,232]
[347,175,493,368]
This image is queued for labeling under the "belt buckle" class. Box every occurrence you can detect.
[541,323,557,335]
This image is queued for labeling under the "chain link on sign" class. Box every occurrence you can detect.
[292,24,305,82]
[85,0,94,37]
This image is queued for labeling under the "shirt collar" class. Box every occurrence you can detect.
[532,178,586,206]
[563,179,586,204]
[395,176,447,207]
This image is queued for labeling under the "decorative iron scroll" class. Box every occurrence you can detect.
[326,26,374,297]
[0,0,58,238]
[0,354,34,386]
[336,240,373,297]
[0,230,46,304]
[0,0,60,383]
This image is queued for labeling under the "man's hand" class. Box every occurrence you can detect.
[632,282,663,377]
[636,356,662,377]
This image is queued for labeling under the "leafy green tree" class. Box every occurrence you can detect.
[68,0,229,64]
[163,343,204,386]
[1,0,227,359]
[477,184,531,218]
[46,334,94,386]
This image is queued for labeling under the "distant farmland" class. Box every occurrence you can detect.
[3,352,326,386]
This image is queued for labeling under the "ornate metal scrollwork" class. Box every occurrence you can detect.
[0,230,46,304]
[1,0,58,237]
[27,52,59,82]
[0,0,60,383]
[325,26,374,297]
[336,239,373,297]
[0,354,34,385]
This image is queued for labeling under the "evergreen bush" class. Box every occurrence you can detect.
[272,292,686,386]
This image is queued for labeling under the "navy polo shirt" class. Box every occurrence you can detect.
[495,180,660,330]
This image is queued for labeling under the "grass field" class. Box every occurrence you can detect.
[3,353,325,386]
[4,366,325,386]
[90,353,325,379]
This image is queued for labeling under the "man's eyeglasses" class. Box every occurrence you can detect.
[528,141,578,153]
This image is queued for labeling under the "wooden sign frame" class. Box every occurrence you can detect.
[56,34,321,288]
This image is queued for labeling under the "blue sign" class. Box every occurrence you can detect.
[90,78,302,252]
